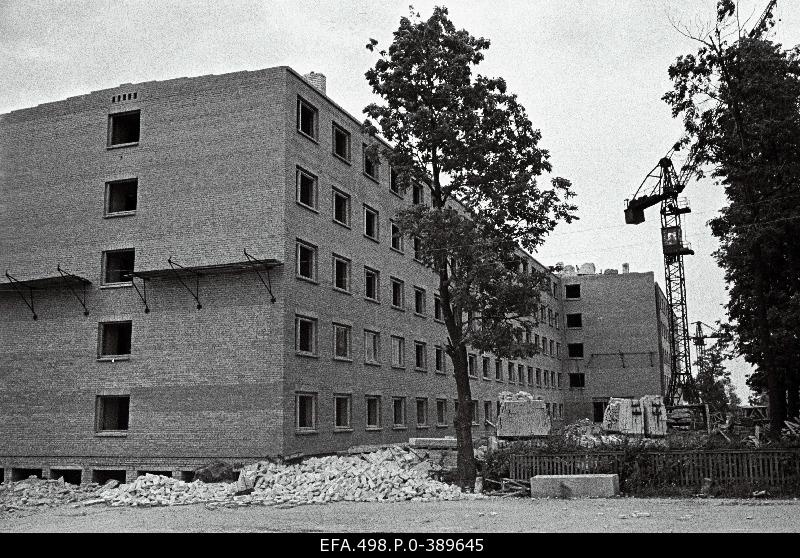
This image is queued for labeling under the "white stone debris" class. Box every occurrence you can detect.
[1,446,483,512]
[0,476,107,513]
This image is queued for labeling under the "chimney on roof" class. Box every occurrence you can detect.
[622,263,630,274]
[303,72,327,95]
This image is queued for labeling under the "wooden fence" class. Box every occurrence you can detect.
[509,449,800,488]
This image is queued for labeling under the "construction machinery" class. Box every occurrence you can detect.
[625,156,695,405]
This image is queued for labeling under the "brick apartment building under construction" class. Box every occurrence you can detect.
[0,67,671,483]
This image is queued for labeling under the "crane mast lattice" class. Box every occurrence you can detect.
[625,157,696,405]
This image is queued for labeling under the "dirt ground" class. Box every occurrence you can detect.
[1,496,799,533]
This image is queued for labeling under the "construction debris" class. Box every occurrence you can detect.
[496,391,551,438]
[2,447,482,513]
[0,476,109,513]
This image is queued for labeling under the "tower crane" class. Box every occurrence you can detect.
[624,155,696,405]
[690,321,723,365]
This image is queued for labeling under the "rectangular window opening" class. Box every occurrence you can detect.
[108,110,140,146]
[96,395,130,431]
[103,249,135,284]
[99,321,132,357]
[106,179,138,214]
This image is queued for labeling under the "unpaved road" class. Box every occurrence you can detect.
[2,497,799,532]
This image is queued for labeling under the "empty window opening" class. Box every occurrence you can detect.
[50,469,82,485]
[471,400,479,425]
[92,469,126,484]
[99,321,132,357]
[295,316,317,355]
[568,343,584,358]
[391,222,404,252]
[334,395,351,428]
[296,241,316,280]
[106,179,138,214]
[413,237,422,260]
[593,400,609,423]
[96,395,130,431]
[569,373,586,389]
[527,366,534,385]
[364,330,380,364]
[412,183,423,204]
[363,144,378,179]
[390,168,401,194]
[436,399,447,426]
[391,336,405,367]
[414,288,426,314]
[415,341,427,370]
[566,313,583,328]
[364,267,379,301]
[296,392,317,430]
[332,123,351,161]
[333,323,351,359]
[332,189,350,226]
[297,97,318,139]
[364,206,379,240]
[391,278,404,309]
[482,357,491,379]
[393,397,406,427]
[103,249,135,284]
[518,364,525,384]
[333,255,350,291]
[434,295,442,320]
[565,284,581,299]
[12,468,43,481]
[180,471,195,482]
[435,345,445,373]
[468,354,478,377]
[108,110,140,146]
[366,396,381,428]
[297,168,317,209]
[416,398,428,427]
[507,362,514,382]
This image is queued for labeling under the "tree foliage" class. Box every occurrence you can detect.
[363,6,576,486]
[663,0,800,434]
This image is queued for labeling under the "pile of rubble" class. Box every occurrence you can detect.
[94,446,478,508]
[0,477,107,513]
[498,391,540,402]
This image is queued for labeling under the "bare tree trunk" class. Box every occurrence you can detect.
[451,344,476,490]
[753,252,785,438]
[787,367,799,420]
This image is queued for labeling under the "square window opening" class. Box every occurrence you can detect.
[99,321,132,357]
[108,110,140,146]
[106,179,138,214]
[96,395,130,431]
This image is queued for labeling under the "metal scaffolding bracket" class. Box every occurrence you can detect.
[243,249,277,303]
[56,265,89,316]
[4,271,37,320]
[168,257,202,309]
[131,275,150,313]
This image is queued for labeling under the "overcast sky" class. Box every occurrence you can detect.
[3,0,798,398]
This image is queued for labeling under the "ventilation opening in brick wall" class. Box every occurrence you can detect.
[12,468,43,481]
[137,470,172,478]
[108,110,140,146]
[50,469,82,485]
[0,468,4,484]
[92,469,126,484]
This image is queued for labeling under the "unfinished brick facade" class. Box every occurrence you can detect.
[0,67,572,480]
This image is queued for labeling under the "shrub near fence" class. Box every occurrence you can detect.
[509,448,800,496]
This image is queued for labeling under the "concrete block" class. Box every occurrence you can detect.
[530,474,619,498]
[408,437,457,449]
[496,400,551,437]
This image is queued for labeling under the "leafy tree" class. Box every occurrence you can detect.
[363,7,576,487]
[694,342,736,417]
[663,0,800,437]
